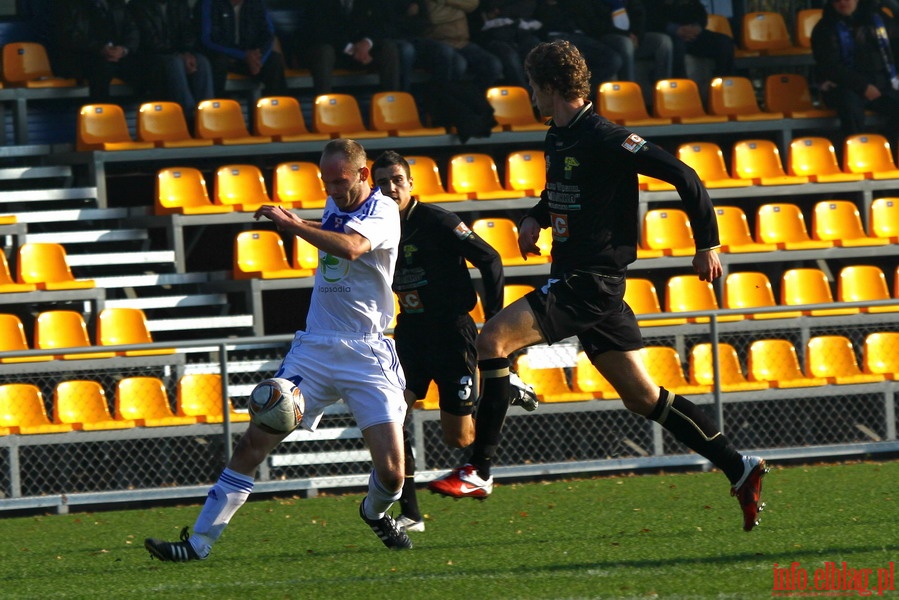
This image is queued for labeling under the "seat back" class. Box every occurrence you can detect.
[176,373,228,419]
[370,91,427,131]
[843,133,899,174]
[764,73,817,113]
[641,346,692,390]
[795,8,822,48]
[788,137,844,177]
[53,380,115,426]
[715,205,757,248]
[706,13,734,37]
[137,102,193,143]
[505,150,545,194]
[732,139,789,180]
[447,153,505,195]
[272,161,327,206]
[598,81,653,121]
[812,200,869,242]
[293,236,320,272]
[486,86,543,127]
[472,218,525,265]
[405,155,452,198]
[863,332,899,375]
[115,376,176,421]
[665,274,720,319]
[742,11,795,52]
[214,164,271,208]
[195,98,252,140]
[623,277,663,315]
[255,96,312,136]
[17,243,78,286]
[838,265,891,303]
[689,342,753,386]
[0,313,31,355]
[755,203,815,245]
[34,310,94,351]
[806,335,864,378]
[2,42,68,85]
[314,93,367,134]
[515,354,573,397]
[0,383,52,429]
[76,104,134,150]
[572,351,619,396]
[747,339,808,383]
[96,307,154,347]
[653,78,709,119]
[156,167,217,214]
[723,271,777,311]
[781,268,834,306]
[641,209,694,254]
[234,230,293,277]
[677,142,731,181]
[708,76,763,117]
[870,197,899,240]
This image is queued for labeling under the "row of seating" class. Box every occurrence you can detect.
[0,242,94,292]
[0,374,247,435]
[0,308,168,362]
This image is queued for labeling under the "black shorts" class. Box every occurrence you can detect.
[525,270,644,361]
[393,313,478,416]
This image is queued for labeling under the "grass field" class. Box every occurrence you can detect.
[1,459,896,600]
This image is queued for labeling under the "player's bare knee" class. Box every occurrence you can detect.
[620,392,657,417]
[444,430,473,448]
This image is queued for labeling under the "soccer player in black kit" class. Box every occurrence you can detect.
[371,151,537,532]
[428,40,769,532]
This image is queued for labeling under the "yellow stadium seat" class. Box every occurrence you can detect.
[653,79,728,124]
[137,102,214,148]
[869,197,899,243]
[213,164,273,212]
[741,11,809,55]
[96,307,175,356]
[795,8,822,49]
[254,96,329,142]
[505,150,545,196]
[837,265,899,313]
[732,139,808,185]
[17,243,96,290]
[862,332,899,378]
[689,342,770,391]
[515,354,586,402]
[448,153,527,200]
[1,42,77,87]
[812,200,889,247]
[641,209,695,256]
[723,271,800,319]
[503,284,535,307]
[715,206,777,253]
[115,377,199,427]
[641,345,712,394]
[0,252,36,293]
[76,104,155,151]
[196,98,272,145]
[405,155,468,202]
[623,278,687,326]
[155,167,231,215]
[788,137,865,183]
[763,73,835,118]
[370,91,445,136]
[806,335,885,384]
[313,93,389,139]
[572,351,619,398]
[843,133,899,179]
[234,230,313,280]
[781,267,858,316]
[292,236,319,275]
[0,313,51,363]
[747,339,829,388]
[755,203,833,250]
[666,274,744,323]
[34,310,116,360]
[597,81,672,126]
[176,373,250,423]
[272,161,327,209]
[0,383,74,434]
[53,380,137,430]
[472,218,540,266]
[708,76,783,121]
[677,142,752,189]
[486,86,548,132]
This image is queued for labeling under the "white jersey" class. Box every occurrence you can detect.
[305,188,400,334]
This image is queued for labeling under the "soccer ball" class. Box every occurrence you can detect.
[248,378,304,434]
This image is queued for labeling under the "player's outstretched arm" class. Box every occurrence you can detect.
[692,248,722,282]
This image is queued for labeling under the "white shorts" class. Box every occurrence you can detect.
[274,329,407,432]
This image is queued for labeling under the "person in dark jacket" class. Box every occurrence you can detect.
[812,0,899,138]
[52,0,142,102]
[645,0,734,78]
[129,0,214,123]
[427,40,769,535]
[194,0,287,97]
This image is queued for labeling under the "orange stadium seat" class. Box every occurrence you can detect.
[653,79,727,124]
[571,351,620,398]
[689,342,770,391]
[34,310,116,360]
[747,339,829,388]
[176,373,250,423]
[0,313,51,363]
[723,271,800,319]
[806,335,885,384]
[370,91,446,137]
[115,377,199,427]
[715,206,777,253]
[763,73,835,118]
[641,345,712,394]
[137,102,214,148]
[195,98,271,145]
[708,76,783,121]
[677,142,752,189]
[155,167,230,215]
[863,332,899,378]
[812,200,889,247]
[641,209,695,256]
[254,96,329,142]
[2,42,77,87]
[234,230,314,280]
[448,153,527,200]
[486,86,548,132]
[843,133,899,179]
[272,161,327,209]
[96,307,175,357]
[597,81,672,126]
[313,93,389,139]
[869,197,899,243]
[0,383,74,434]
[504,150,545,196]
[741,11,809,55]
[788,137,865,183]
[755,203,833,250]
[731,139,808,185]
[837,265,899,313]
[781,267,858,316]
[17,243,95,290]
[76,104,155,151]
[213,164,273,212]
[405,155,468,202]
[666,274,743,323]
[53,380,137,431]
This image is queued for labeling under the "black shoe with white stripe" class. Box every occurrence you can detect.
[145,526,203,562]
[359,501,413,550]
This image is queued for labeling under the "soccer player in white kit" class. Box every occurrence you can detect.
[144,139,412,559]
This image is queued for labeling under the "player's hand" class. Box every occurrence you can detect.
[517,216,542,260]
[254,205,302,231]
[692,248,722,282]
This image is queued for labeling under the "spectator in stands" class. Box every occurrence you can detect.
[811,0,899,139]
[193,0,287,97]
[384,0,468,84]
[534,0,623,88]
[129,0,214,126]
[51,0,143,102]
[300,0,408,96]
[563,0,673,102]
[646,0,735,79]
[468,0,544,89]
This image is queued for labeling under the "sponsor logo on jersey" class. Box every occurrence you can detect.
[563,156,580,180]
[550,212,570,241]
[397,289,424,313]
[622,133,646,153]
[453,221,472,240]
[320,253,350,283]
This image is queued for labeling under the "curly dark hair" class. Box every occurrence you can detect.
[524,40,592,102]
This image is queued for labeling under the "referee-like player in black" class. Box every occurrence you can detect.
[428,40,769,532]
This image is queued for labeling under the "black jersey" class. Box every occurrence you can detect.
[524,103,720,275]
[393,199,504,319]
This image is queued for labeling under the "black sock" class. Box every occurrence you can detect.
[469,357,512,479]
[648,387,745,484]
[398,410,420,520]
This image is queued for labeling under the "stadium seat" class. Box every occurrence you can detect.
[370,91,445,137]
[837,265,899,313]
[795,8,822,49]
[572,351,619,398]
[254,96,329,142]
[763,73,835,118]
[747,339,829,388]
[486,86,548,132]
[637,173,675,191]
[514,354,585,402]
[708,76,783,121]
[504,150,545,196]
[96,307,175,356]
[665,274,743,323]
[195,98,271,145]
[405,155,468,202]
[723,271,800,319]
[448,153,527,200]
[115,377,199,427]
[137,102,214,148]
[176,373,250,423]
[313,93,389,139]
[741,11,809,55]
[0,383,74,434]
[76,104,155,151]
[155,167,230,216]
[788,137,865,183]
[688,342,770,391]
[652,79,728,124]
[1,42,77,87]
[781,267,858,316]
[472,218,544,266]
[0,313,51,363]
[755,203,833,250]
[843,133,899,179]
[503,284,535,307]
[869,197,899,243]
[677,142,752,188]
[731,139,808,185]
[213,164,273,212]
[715,206,777,253]
[53,380,137,430]
[641,209,695,256]
[641,346,712,394]
[34,310,116,360]
[862,332,899,378]
[623,278,687,326]
[0,252,35,293]
[17,243,96,290]
[806,335,885,384]
[292,236,319,275]
[233,230,313,280]
[812,200,889,247]
[597,81,672,126]
[272,161,327,209]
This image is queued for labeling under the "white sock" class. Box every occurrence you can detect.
[189,468,254,557]
[361,470,401,520]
